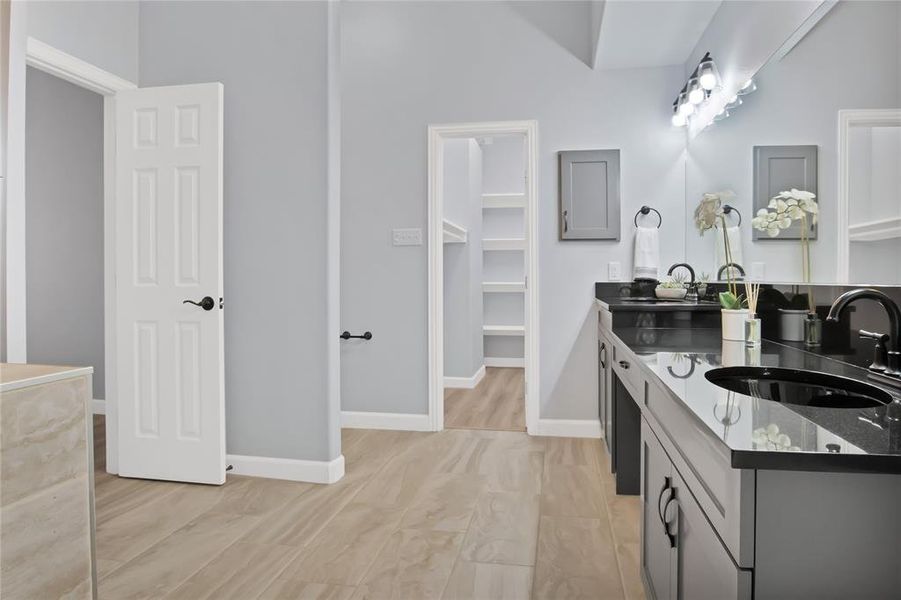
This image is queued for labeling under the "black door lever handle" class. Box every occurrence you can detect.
[183,296,216,311]
[340,331,372,340]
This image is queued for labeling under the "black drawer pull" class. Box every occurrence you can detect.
[657,476,671,526]
[662,495,678,548]
[340,331,372,340]
[618,360,630,370]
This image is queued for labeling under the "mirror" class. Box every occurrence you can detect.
[684,1,901,285]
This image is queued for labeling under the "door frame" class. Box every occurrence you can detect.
[23,37,137,473]
[427,120,539,433]
[836,108,901,282]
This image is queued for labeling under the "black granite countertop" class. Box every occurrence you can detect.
[611,326,901,474]
[596,297,722,312]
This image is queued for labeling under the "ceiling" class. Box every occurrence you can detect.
[593,0,722,70]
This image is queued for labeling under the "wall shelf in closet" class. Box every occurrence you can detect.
[483,324,525,336]
[482,193,526,209]
[442,219,468,244]
[848,216,901,242]
[482,281,526,293]
[483,238,525,251]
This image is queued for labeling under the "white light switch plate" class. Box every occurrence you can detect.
[608,261,622,281]
[751,262,766,280]
[392,228,422,246]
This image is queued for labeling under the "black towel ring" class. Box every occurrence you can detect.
[634,206,662,228]
[722,205,742,226]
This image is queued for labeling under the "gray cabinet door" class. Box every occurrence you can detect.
[559,149,620,240]
[671,470,752,600]
[641,420,675,600]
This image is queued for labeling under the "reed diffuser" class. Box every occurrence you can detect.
[744,282,761,346]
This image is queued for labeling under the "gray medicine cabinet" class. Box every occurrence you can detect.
[558,149,621,241]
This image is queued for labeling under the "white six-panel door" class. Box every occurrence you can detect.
[115,83,225,484]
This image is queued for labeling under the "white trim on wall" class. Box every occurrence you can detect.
[444,364,485,389]
[484,356,524,368]
[340,411,432,431]
[25,38,136,95]
[427,120,539,435]
[836,109,901,282]
[227,453,345,484]
[21,37,137,474]
[534,418,602,439]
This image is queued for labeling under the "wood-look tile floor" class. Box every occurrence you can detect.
[444,368,526,432]
[92,416,643,599]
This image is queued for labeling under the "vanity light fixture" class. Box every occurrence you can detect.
[725,95,743,110]
[671,52,720,128]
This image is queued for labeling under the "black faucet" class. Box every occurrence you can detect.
[666,263,695,285]
[826,288,901,376]
[717,262,745,281]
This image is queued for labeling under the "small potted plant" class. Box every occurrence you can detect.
[695,191,747,340]
[656,273,688,300]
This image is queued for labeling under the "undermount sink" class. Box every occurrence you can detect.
[705,367,893,409]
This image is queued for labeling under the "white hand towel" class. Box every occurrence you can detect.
[715,225,744,277]
[633,226,660,281]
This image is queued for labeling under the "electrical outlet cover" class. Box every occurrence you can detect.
[608,261,622,281]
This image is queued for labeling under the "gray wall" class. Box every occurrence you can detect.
[27,0,139,82]
[443,139,483,379]
[140,1,336,462]
[25,67,105,397]
[340,1,684,420]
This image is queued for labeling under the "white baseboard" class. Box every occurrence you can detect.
[444,364,486,389]
[341,410,432,431]
[92,399,106,415]
[227,453,345,484]
[533,418,602,438]
[484,357,524,368]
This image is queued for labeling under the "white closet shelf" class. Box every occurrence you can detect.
[482,193,526,209]
[483,325,525,336]
[442,219,467,244]
[848,216,901,242]
[482,238,525,251]
[482,281,526,293]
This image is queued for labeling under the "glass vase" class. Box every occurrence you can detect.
[745,316,761,347]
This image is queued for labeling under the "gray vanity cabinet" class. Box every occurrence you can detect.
[672,469,752,600]
[641,419,676,600]
[598,331,614,457]
[641,419,752,600]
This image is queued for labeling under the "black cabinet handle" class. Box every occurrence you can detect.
[183,296,215,311]
[656,476,671,526]
[618,360,630,370]
[662,495,678,548]
[340,331,372,340]
[599,342,607,368]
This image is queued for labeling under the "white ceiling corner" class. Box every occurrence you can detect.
[594,0,722,70]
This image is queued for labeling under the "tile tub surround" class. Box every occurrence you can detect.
[610,327,901,473]
[1,364,96,599]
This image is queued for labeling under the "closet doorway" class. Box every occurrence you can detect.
[427,121,538,434]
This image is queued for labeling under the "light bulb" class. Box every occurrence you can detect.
[671,113,686,127]
[687,79,704,105]
[679,101,695,117]
[698,58,719,90]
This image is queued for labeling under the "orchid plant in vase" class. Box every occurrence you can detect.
[751,189,819,314]
[694,191,744,309]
